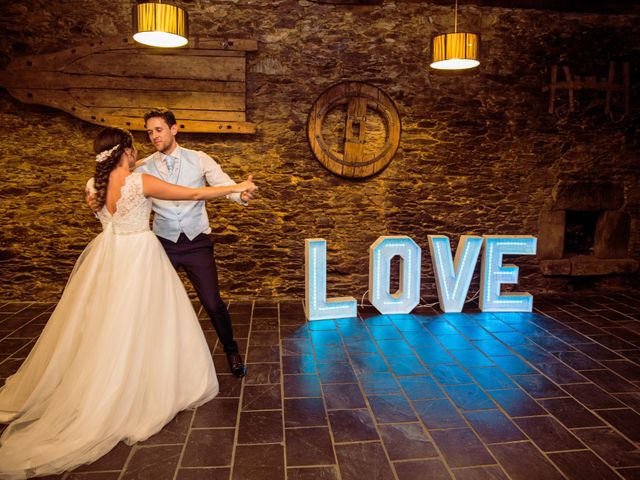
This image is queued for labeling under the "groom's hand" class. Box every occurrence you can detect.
[239,175,257,203]
[85,178,99,212]
[86,194,99,212]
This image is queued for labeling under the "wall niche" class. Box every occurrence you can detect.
[538,180,638,276]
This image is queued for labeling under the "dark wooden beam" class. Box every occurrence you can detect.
[310,0,384,4]
[399,0,640,14]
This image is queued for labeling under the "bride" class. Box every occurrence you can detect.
[0,127,256,479]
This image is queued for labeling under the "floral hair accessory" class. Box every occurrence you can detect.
[95,144,120,163]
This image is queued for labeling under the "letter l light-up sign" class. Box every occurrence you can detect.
[304,239,357,321]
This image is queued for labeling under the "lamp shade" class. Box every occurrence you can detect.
[430,32,479,70]
[132,2,189,48]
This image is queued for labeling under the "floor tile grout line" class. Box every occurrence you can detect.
[304,315,344,480]
[0,313,42,343]
[1,297,639,479]
[168,409,196,480]
[169,303,206,480]
[487,310,640,476]
[352,317,472,478]
[278,301,289,480]
[347,316,402,479]
[228,299,254,480]
[117,442,140,480]
[402,314,532,442]
[396,312,590,478]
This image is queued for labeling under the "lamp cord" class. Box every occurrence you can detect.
[454,0,458,33]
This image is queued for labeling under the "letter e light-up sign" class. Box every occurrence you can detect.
[479,235,537,312]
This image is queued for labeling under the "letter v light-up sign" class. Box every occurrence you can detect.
[428,235,483,313]
[304,239,357,321]
[368,236,421,314]
[480,235,537,312]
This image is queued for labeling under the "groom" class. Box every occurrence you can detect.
[141,109,253,377]
[90,108,254,377]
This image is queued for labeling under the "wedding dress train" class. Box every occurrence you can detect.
[0,173,218,479]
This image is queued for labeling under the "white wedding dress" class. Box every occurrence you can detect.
[0,173,219,479]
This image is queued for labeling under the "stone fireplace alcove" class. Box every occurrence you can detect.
[538,180,639,276]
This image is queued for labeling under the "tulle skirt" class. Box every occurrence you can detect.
[0,227,218,479]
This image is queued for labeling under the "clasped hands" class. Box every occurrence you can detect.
[238,175,258,203]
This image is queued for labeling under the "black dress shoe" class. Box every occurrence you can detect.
[226,351,246,377]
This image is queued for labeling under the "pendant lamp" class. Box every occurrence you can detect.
[132,2,189,48]
[430,0,479,70]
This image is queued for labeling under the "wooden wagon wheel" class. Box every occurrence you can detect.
[307,81,401,179]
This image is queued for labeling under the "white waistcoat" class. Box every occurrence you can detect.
[136,148,210,242]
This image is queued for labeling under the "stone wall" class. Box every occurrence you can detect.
[1,0,639,302]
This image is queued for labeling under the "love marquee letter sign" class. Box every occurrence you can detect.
[304,235,537,321]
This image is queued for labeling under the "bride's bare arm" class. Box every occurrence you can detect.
[141,173,256,201]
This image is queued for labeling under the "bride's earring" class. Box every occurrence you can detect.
[125,149,136,170]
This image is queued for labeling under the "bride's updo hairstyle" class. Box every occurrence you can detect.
[93,127,134,210]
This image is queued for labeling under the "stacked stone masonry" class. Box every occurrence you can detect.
[0,0,638,301]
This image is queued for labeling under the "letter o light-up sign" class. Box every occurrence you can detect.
[369,236,421,314]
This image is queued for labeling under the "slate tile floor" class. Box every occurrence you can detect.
[1,293,640,479]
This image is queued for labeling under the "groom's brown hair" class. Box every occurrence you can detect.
[144,108,177,128]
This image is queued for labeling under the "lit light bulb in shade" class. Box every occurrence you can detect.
[133,31,188,48]
[430,32,479,70]
[132,2,189,48]
[430,58,480,70]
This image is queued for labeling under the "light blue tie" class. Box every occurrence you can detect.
[165,155,175,174]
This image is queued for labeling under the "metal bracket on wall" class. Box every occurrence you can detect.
[543,61,630,120]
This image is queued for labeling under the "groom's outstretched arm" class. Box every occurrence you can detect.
[199,151,255,205]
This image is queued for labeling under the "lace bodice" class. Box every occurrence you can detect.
[97,173,151,235]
